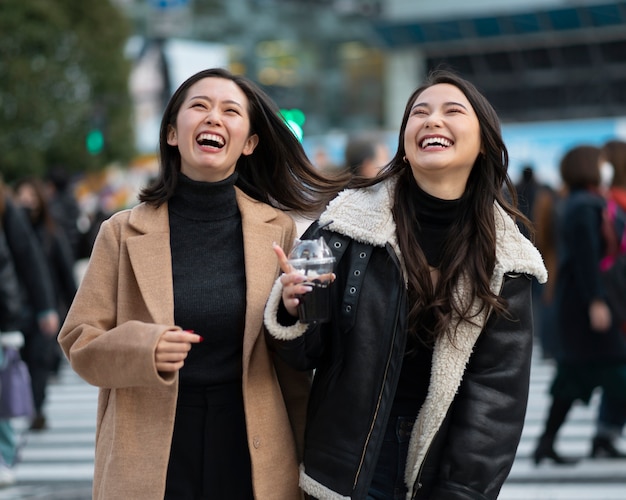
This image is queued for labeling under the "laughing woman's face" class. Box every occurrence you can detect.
[404,83,482,199]
[167,77,259,183]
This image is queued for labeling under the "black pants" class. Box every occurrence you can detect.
[165,382,254,500]
[20,319,56,415]
[367,416,415,500]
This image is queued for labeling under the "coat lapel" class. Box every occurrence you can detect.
[126,203,175,325]
[236,189,288,371]
[122,192,290,367]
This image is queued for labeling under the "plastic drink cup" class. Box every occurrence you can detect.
[287,237,335,323]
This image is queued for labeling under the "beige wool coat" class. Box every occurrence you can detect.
[58,187,309,500]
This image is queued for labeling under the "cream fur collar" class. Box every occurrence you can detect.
[319,177,547,285]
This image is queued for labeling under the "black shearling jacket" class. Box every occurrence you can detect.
[265,177,547,500]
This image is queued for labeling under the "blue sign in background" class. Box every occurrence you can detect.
[503,117,626,186]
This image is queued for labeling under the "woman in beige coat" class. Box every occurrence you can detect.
[58,68,339,500]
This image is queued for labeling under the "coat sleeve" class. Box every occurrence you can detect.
[58,214,177,389]
[427,274,533,500]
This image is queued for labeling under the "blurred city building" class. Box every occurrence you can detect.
[378,0,626,126]
[109,0,626,185]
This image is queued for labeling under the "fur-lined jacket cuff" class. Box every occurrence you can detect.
[264,277,309,341]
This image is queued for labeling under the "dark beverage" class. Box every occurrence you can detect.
[288,236,336,324]
[297,280,331,323]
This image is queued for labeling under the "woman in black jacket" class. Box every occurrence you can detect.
[265,70,547,499]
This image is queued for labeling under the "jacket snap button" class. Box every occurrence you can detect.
[354,270,360,276]
[253,436,261,449]
[346,305,352,312]
[349,287,357,294]
[359,252,366,258]
[334,241,342,248]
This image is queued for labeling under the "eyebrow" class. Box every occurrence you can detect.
[189,96,244,108]
[412,101,469,110]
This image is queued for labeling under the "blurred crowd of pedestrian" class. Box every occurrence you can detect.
[515,140,626,465]
[0,160,157,486]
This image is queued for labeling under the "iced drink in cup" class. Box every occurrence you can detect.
[287,237,336,323]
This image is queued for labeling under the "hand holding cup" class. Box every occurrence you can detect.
[274,237,336,323]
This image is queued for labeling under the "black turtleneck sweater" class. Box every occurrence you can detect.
[391,174,463,417]
[168,173,246,387]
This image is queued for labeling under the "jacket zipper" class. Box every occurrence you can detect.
[352,277,403,491]
[411,439,432,498]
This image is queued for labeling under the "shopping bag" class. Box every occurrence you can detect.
[0,346,35,418]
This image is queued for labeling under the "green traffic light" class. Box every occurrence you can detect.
[86,129,104,155]
[280,109,305,141]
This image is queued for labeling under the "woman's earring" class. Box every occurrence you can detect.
[403,156,408,163]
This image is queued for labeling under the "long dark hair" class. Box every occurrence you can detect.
[139,68,340,215]
[353,69,527,342]
[560,145,602,190]
[13,176,57,234]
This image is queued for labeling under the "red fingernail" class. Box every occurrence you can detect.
[184,329,195,333]
[197,336,204,342]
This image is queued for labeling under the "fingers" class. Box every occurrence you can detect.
[161,329,204,344]
[279,272,311,317]
[318,272,336,284]
[155,329,203,373]
[273,242,293,274]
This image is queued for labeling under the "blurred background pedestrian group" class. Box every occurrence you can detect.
[518,140,626,464]
[0,165,111,486]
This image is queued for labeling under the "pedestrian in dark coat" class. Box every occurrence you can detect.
[0,182,57,470]
[533,144,626,464]
[14,176,77,430]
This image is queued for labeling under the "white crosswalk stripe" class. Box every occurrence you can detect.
[0,360,96,498]
[0,346,624,499]
[501,347,626,500]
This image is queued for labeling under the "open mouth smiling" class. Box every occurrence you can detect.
[420,136,453,149]
[197,133,225,148]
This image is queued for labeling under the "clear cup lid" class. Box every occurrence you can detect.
[288,237,335,262]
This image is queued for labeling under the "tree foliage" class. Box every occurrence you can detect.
[0,0,135,182]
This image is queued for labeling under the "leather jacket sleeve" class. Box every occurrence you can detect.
[420,273,534,500]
